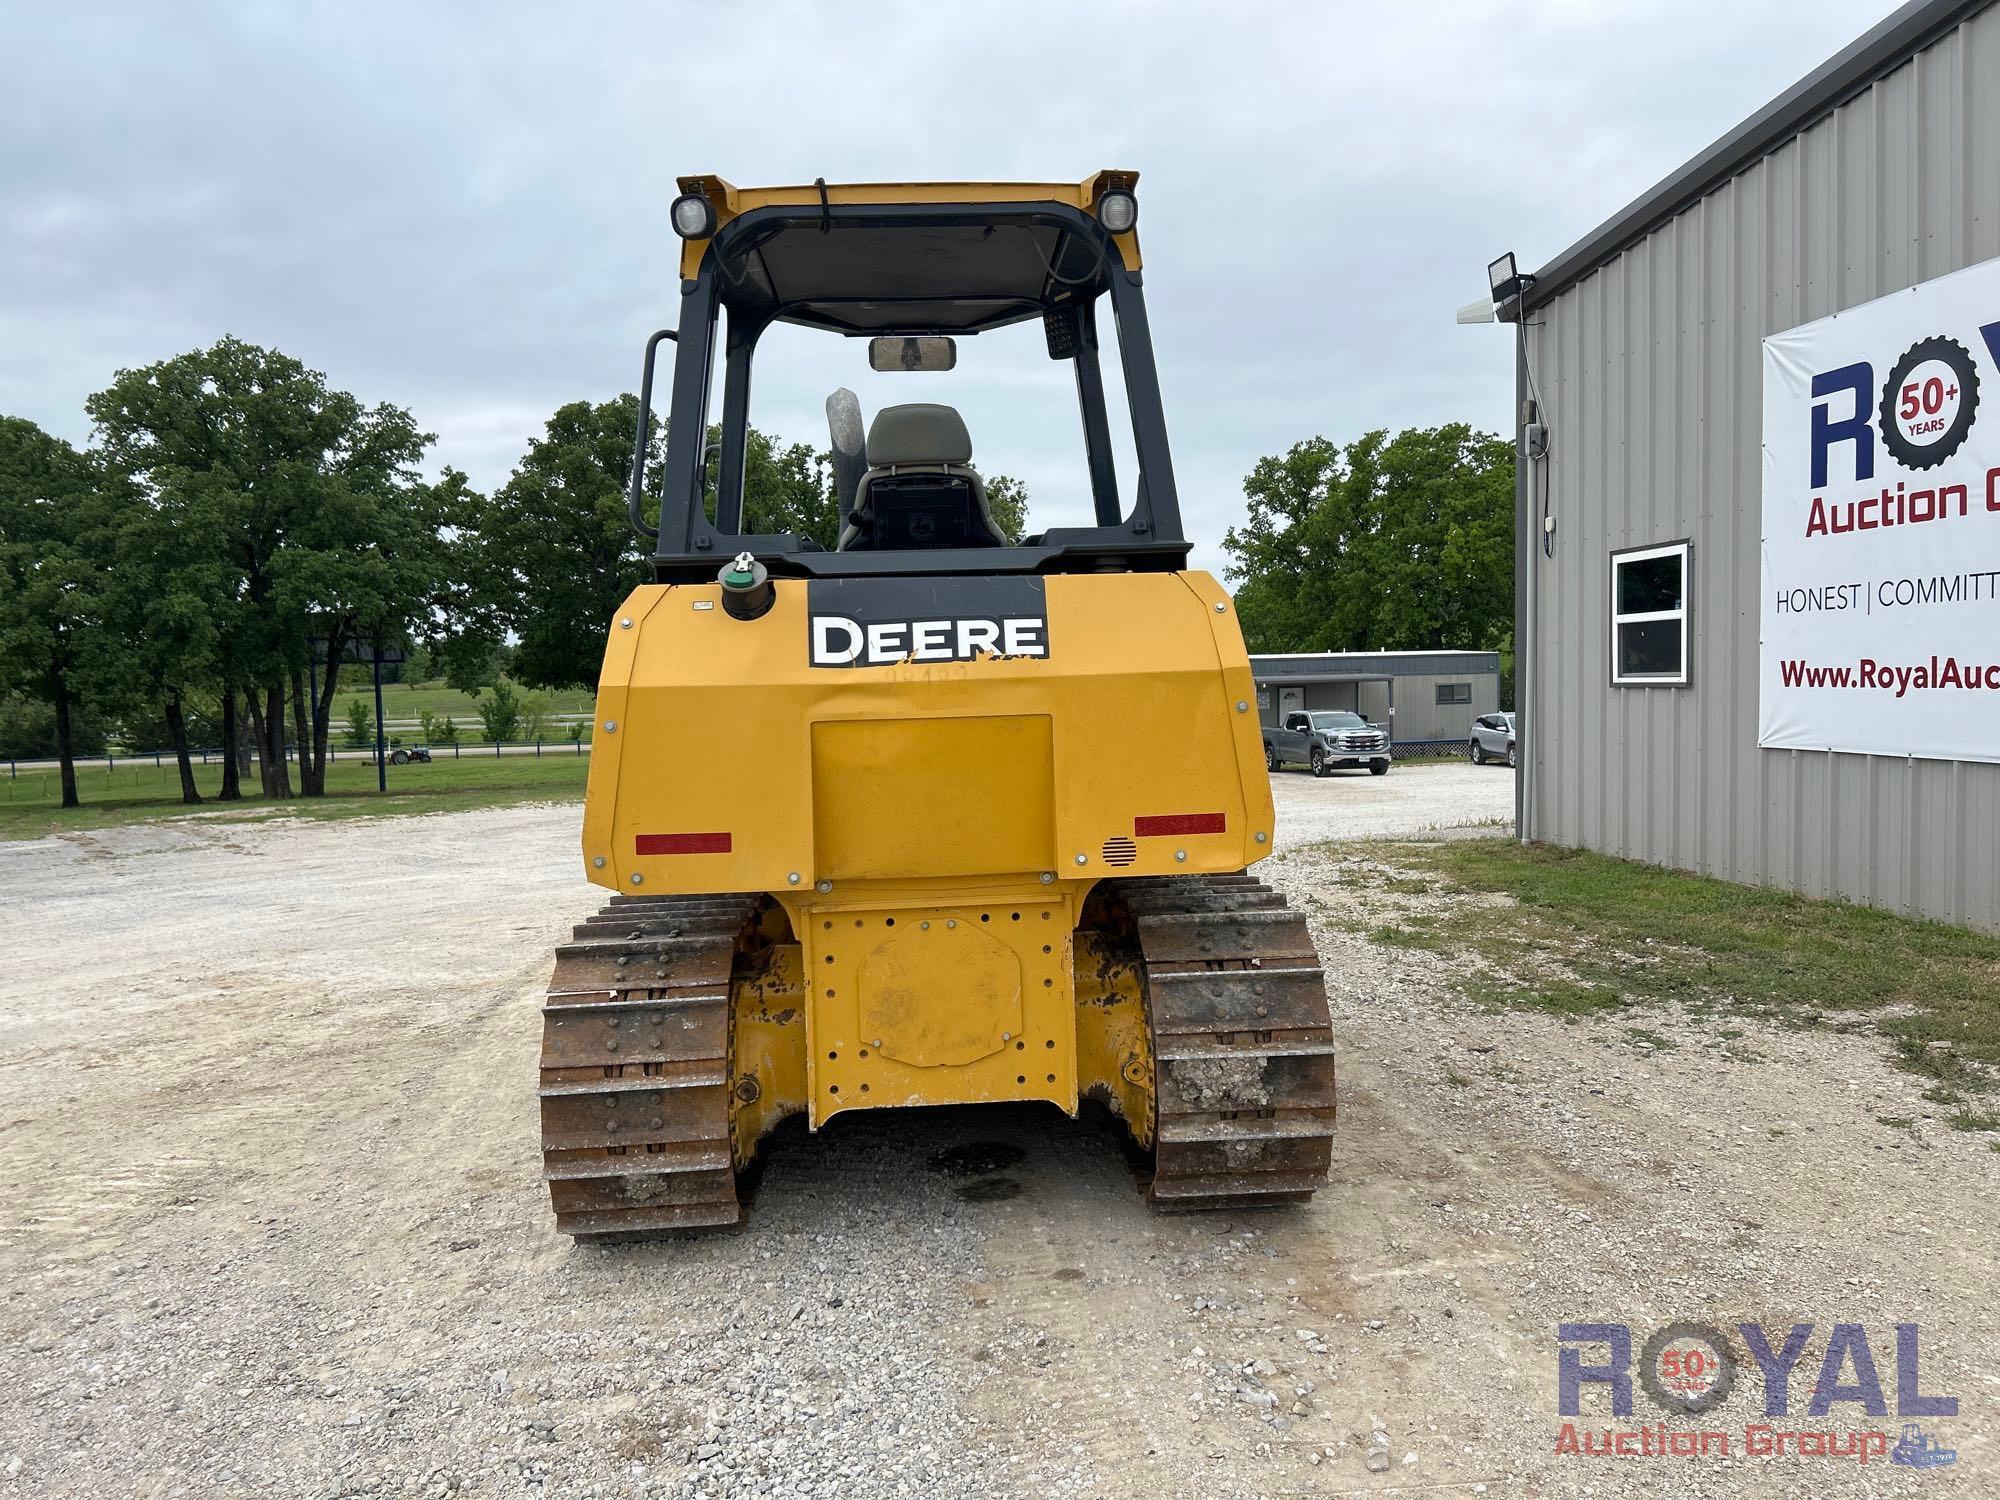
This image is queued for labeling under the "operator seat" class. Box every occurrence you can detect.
[838,403,1006,550]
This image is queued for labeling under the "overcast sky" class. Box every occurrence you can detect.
[2,0,1895,573]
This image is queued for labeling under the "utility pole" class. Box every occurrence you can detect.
[372,644,388,793]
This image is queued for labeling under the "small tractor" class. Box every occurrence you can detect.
[539,174,1336,1238]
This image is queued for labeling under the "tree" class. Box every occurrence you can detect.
[475,681,522,743]
[463,399,868,691]
[344,699,374,748]
[1221,424,1514,654]
[518,690,553,742]
[94,460,225,802]
[0,419,105,807]
[459,397,656,693]
[741,430,840,548]
[87,338,462,800]
[0,694,108,761]
[983,474,1030,544]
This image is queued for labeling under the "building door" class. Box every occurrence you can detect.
[1279,687,1304,721]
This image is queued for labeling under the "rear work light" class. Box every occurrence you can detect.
[670,192,717,239]
[1095,187,1137,235]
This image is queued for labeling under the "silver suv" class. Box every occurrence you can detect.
[1264,711,1392,777]
[1468,712,1516,765]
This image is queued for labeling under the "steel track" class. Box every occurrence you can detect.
[539,893,760,1240]
[1115,873,1338,1209]
[537,875,1335,1239]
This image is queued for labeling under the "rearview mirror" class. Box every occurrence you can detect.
[869,336,956,373]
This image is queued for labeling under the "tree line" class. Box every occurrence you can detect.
[3,333,1507,814]
[1221,423,1515,665]
[0,337,1031,809]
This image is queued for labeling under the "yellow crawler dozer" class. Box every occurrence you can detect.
[539,174,1336,1238]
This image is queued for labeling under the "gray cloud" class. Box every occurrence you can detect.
[1,0,1892,572]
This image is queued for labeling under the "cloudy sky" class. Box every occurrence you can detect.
[3,0,1894,573]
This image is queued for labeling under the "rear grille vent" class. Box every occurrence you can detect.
[1101,836,1138,867]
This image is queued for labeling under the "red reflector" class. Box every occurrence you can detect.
[635,832,732,855]
[1133,812,1226,838]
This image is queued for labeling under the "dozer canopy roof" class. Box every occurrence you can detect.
[673,174,1140,333]
[638,171,1185,580]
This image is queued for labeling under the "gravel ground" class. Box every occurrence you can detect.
[1,761,1991,1497]
[1265,755,1514,843]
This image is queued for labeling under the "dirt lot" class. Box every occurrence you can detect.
[1,761,1991,1498]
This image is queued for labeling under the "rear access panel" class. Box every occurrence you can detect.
[860,919,1020,1067]
[809,715,1054,881]
[802,896,1075,1126]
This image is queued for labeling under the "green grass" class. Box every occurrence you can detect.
[1471,974,1626,1019]
[1372,839,2000,1094]
[324,678,596,738]
[1369,919,1445,950]
[0,748,591,840]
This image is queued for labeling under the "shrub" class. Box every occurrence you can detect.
[518,691,553,742]
[343,699,375,748]
[476,681,522,744]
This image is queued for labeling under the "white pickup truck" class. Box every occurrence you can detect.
[1263,710,1392,777]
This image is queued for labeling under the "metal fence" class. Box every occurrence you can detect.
[5,738,595,777]
[1390,737,1477,759]
[11,735,1486,778]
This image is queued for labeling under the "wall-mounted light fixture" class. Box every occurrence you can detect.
[1487,251,1536,323]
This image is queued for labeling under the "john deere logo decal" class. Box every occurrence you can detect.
[806,576,1050,669]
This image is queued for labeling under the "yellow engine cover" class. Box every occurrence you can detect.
[581,569,1271,1126]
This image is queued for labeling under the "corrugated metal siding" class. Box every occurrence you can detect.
[1523,4,2000,932]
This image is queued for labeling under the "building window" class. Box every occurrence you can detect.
[1610,541,1690,686]
[1435,682,1471,705]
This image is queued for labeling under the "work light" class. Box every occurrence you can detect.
[1488,251,1532,305]
[671,192,717,240]
[1095,188,1138,235]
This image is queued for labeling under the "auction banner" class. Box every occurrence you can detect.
[1761,256,2000,762]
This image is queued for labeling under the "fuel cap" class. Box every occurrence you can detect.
[718,551,774,620]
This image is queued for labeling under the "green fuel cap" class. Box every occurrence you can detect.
[718,551,774,620]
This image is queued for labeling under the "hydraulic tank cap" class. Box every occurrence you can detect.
[719,551,774,620]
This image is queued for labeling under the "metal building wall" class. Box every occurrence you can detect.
[1250,653,1502,742]
[1521,4,2000,931]
[1260,678,1497,742]
[1373,673,1500,743]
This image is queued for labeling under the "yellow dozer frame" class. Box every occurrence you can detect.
[538,175,1336,1238]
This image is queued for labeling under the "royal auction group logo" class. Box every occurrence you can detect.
[1556,1321,1958,1468]
[1800,316,2000,538]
